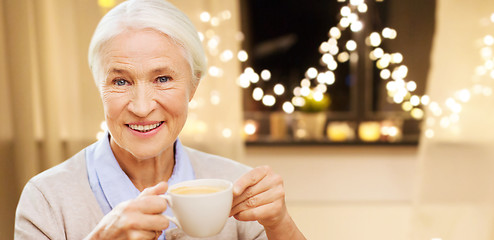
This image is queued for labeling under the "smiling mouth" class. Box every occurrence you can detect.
[126,121,164,133]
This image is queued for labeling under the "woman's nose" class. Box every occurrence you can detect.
[128,84,157,117]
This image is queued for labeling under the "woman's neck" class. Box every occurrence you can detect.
[110,139,175,191]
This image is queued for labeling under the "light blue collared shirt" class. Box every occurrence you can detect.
[85,133,195,239]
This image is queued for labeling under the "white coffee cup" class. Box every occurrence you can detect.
[161,179,233,238]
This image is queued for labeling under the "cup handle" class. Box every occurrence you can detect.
[160,195,181,229]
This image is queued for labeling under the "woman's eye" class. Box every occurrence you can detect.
[114,79,128,86]
[157,76,171,83]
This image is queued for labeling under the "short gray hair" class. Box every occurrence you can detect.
[88,0,207,88]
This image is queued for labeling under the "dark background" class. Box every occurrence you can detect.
[240,0,436,114]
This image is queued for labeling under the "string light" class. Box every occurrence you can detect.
[327,61,338,70]
[369,32,382,47]
[261,69,271,81]
[340,17,351,28]
[341,6,351,17]
[306,67,318,79]
[317,72,328,84]
[200,12,211,22]
[380,69,391,79]
[337,52,350,62]
[222,128,232,138]
[421,95,430,105]
[244,121,257,135]
[455,89,471,102]
[406,81,417,92]
[410,95,421,106]
[382,27,397,39]
[316,83,328,93]
[262,95,276,106]
[252,87,264,101]
[484,35,494,46]
[282,101,295,114]
[350,21,363,32]
[425,129,434,138]
[411,108,424,120]
[208,66,222,77]
[293,86,301,96]
[322,53,334,64]
[391,53,403,63]
[329,44,339,55]
[329,27,341,39]
[238,73,250,88]
[219,50,233,62]
[313,91,324,101]
[207,36,219,50]
[300,87,311,96]
[346,40,357,51]
[358,3,368,13]
[402,102,413,111]
[292,96,305,107]
[274,84,285,95]
[210,91,221,105]
[210,17,220,27]
[301,78,311,88]
[221,10,232,20]
[237,50,248,62]
[348,13,358,24]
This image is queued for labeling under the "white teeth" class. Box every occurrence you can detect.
[128,122,162,132]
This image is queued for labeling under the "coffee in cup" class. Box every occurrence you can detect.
[170,185,225,195]
[161,179,233,238]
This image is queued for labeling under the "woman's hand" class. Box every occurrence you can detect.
[230,166,306,240]
[85,182,169,240]
[230,166,286,227]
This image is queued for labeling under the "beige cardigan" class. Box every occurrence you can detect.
[15,147,267,240]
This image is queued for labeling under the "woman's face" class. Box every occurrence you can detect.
[99,29,195,160]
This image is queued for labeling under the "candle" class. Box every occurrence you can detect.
[327,121,354,142]
[358,121,381,142]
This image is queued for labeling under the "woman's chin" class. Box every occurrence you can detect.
[126,143,173,160]
[129,150,159,161]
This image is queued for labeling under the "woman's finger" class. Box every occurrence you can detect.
[232,167,284,207]
[232,200,285,224]
[233,166,271,197]
[130,196,167,214]
[139,181,168,198]
[128,229,161,240]
[130,214,169,231]
[230,185,283,217]
[232,180,270,208]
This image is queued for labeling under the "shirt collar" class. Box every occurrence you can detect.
[92,132,196,210]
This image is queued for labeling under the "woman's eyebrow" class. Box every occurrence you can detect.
[107,67,129,76]
[151,66,178,75]
[105,66,179,77]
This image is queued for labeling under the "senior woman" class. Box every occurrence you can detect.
[15,0,305,239]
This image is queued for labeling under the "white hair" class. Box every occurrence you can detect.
[88,0,207,88]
